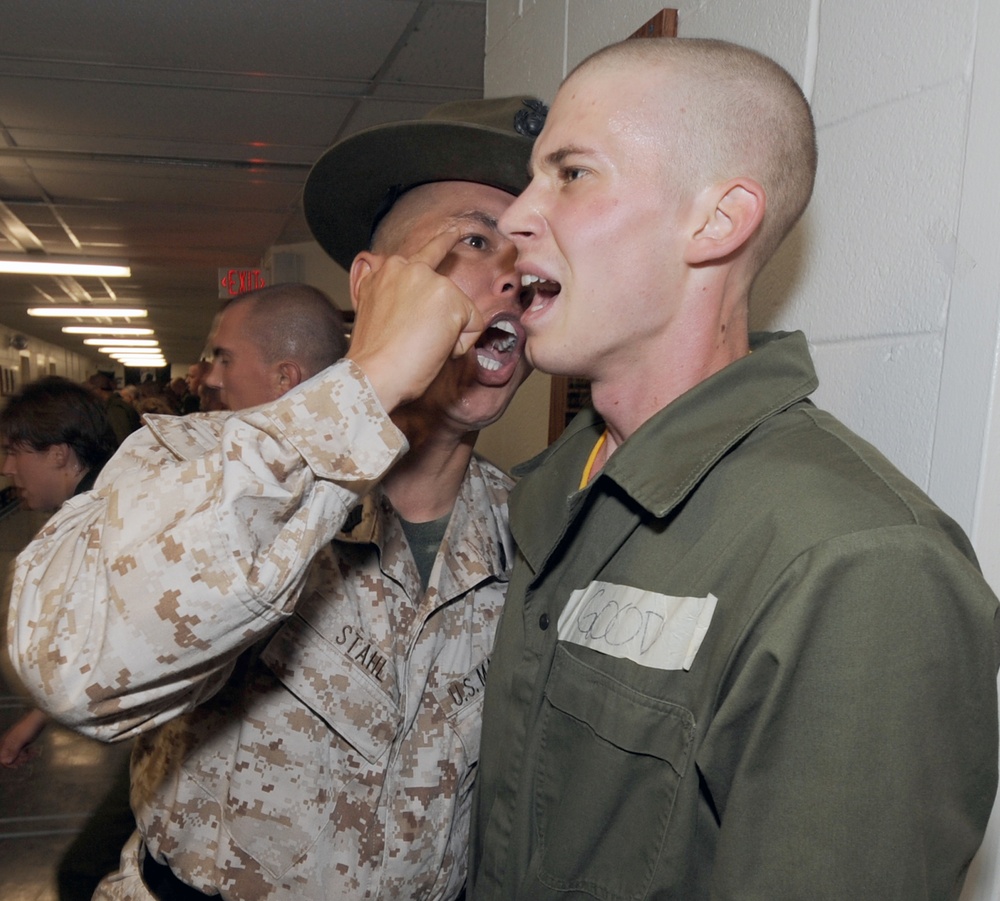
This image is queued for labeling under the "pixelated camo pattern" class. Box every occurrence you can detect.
[8,361,513,899]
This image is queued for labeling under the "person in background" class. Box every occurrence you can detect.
[181,362,209,414]
[119,383,141,411]
[464,37,1000,901]
[164,377,189,413]
[87,371,141,445]
[7,96,544,901]
[0,375,124,901]
[203,283,348,411]
[135,394,175,420]
[0,375,116,519]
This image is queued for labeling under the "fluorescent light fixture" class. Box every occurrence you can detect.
[118,359,167,367]
[28,306,147,318]
[0,255,131,277]
[99,346,161,355]
[62,326,154,336]
[84,338,158,347]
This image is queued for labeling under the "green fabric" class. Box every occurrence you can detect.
[470,330,1000,901]
[105,393,141,446]
[400,512,452,591]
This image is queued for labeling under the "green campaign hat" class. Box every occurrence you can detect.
[303,96,547,270]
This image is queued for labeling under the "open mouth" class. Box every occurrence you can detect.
[474,313,526,386]
[520,273,562,316]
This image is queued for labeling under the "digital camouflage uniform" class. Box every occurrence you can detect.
[8,359,512,901]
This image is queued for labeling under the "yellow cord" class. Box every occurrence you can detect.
[579,429,609,490]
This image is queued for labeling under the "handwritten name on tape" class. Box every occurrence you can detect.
[558,582,717,671]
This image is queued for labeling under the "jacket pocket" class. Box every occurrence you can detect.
[535,643,693,901]
[212,616,399,878]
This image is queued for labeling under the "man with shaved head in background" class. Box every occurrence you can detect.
[459,38,999,900]
[204,283,349,411]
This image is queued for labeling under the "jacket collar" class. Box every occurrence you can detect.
[511,332,818,564]
[338,454,513,601]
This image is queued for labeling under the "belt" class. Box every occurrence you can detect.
[141,852,211,901]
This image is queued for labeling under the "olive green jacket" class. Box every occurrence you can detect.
[471,331,1000,901]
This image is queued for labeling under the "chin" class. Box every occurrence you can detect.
[450,394,516,434]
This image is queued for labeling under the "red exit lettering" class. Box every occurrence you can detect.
[218,268,267,298]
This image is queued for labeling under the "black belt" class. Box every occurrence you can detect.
[141,852,211,901]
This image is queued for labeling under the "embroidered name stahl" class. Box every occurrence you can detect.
[336,624,387,682]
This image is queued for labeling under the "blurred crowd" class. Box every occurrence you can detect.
[84,361,224,445]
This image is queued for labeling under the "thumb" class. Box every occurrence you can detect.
[452,305,486,358]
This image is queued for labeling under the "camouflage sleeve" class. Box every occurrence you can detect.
[6,360,407,742]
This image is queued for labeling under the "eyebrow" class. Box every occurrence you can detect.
[447,210,501,233]
[529,145,592,176]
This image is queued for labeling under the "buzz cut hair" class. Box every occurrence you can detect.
[222,283,349,378]
[573,37,818,270]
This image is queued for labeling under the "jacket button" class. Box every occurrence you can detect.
[539,613,550,630]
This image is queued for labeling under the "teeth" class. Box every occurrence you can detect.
[477,353,502,371]
[521,274,541,287]
[493,320,517,335]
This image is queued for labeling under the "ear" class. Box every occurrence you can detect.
[276,360,304,392]
[685,178,766,265]
[348,252,382,312]
[48,443,72,469]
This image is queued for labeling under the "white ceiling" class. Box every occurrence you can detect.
[0,0,486,365]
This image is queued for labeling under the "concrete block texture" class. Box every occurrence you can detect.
[761,79,969,342]
[809,335,943,490]
[810,0,975,126]
[678,0,813,85]
[485,0,567,100]
[486,0,525,54]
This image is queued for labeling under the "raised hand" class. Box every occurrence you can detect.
[348,227,485,412]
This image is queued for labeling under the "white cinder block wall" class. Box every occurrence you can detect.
[475,1,1000,897]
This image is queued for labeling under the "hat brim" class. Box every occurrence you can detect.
[303,120,535,271]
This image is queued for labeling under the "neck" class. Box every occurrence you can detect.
[63,461,90,501]
[589,286,750,472]
[382,418,476,522]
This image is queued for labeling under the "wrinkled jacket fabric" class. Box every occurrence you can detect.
[470,331,1000,901]
[8,360,513,901]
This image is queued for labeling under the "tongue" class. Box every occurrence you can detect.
[475,324,520,385]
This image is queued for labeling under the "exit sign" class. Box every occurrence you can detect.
[219,267,266,298]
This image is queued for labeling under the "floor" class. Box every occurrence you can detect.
[0,506,133,901]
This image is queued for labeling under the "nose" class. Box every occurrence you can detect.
[205,361,223,390]
[1,454,15,477]
[498,178,543,245]
[491,240,519,300]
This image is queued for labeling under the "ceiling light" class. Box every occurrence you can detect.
[111,349,165,357]
[98,346,160,355]
[0,255,131,277]
[107,349,164,357]
[28,306,147,318]
[84,338,158,347]
[62,326,154,335]
[118,359,167,367]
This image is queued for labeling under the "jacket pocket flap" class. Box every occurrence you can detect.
[546,643,693,772]
[261,615,398,765]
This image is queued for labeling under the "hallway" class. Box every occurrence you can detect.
[0,507,132,901]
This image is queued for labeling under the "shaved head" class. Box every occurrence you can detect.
[369,182,463,256]
[571,38,817,271]
[221,283,348,377]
